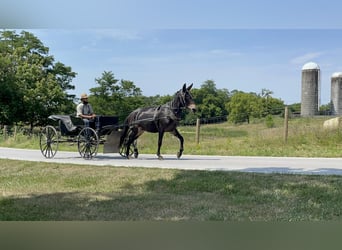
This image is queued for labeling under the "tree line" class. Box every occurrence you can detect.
[0,30,76,130]
[1,30,288,130]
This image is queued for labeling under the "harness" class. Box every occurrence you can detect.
[128,89,192,129]
[153,105,161,121]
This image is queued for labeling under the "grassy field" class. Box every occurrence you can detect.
[1,116,342,221]
[2,116,341,157]
[1,159,342,221]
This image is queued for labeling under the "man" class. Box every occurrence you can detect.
[76,93,97,128]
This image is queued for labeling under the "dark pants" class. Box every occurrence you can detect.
[83,117,99,130]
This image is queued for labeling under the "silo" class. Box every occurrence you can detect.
[301,62,320,117]
[331,72,342,116]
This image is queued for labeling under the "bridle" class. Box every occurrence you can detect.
[177,89,193,109]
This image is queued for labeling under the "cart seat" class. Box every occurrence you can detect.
[48,115,78,132]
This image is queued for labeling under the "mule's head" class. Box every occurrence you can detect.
[180,83,196,112]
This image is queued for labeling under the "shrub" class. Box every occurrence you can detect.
[265,115,275,128]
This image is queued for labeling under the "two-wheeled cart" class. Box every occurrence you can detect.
[39,115,132,159]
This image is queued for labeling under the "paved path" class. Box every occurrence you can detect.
[1,147,342,175]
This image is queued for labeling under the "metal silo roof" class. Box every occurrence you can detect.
[332,72,342,78]
[302,62,320,70]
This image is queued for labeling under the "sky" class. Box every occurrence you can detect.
[2,0,342,104]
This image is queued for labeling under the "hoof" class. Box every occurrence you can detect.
[157,155,164,160]
[177,152,182,159]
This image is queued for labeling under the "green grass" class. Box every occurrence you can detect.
[136,116,342,157]
[1,159,342,221]
[2,116,342,157]
[1,117,342,221]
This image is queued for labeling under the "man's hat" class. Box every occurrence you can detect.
[80,93,88,100]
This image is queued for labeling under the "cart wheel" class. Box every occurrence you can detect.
[40,125,59,158]
[78,127,99,159]
[119,139,137,158]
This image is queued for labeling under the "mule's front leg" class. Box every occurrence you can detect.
[172,129,184,159]
[156,131,164,160]
[133,140,139,158]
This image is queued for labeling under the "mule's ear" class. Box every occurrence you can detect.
[182,83,187,92]
[187,83,193,91]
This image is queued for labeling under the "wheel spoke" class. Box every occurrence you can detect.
[40,125,58,158]
[78,127,98,159]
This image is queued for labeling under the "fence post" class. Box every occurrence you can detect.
[284,106,289,143]
[196,118,200,144]
[14,125,17,141]
[3,125,8,140]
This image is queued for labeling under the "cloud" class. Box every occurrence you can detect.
[290,52,324,65]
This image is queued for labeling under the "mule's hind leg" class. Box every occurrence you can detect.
[171,128,184,159]
[125,127,138,159]
[132,129,145,158]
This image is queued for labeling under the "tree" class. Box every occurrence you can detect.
[49,62,77,113]
[260,88,284,116]
[227,89,284,124]
[319,102,332,115]
[0,30,76,128]
[227,91,263,123]
[261,88,273,99]
[0,31,22,124]
[89,71,144,122]
[89,71,119,116]
[262,96,284,116]
[191,80,230,119]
